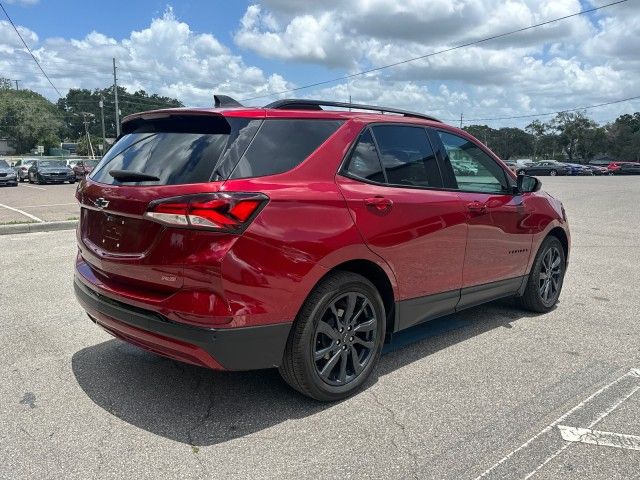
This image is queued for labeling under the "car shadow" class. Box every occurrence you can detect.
[71,299,546,446]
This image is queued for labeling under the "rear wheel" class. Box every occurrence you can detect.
[518,236,565,312]
[517,169,526,175]
[279,271,385,401]
[550,169,557,176]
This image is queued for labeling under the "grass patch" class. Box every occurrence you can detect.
[0,220,37,226]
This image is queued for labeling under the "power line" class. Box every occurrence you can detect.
[240,0,630,103]
[0,1,63,97]
[460,94,640,123]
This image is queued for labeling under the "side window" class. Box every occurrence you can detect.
[438,131,510,193]
[371,125,443,188]
[230,119,343,179]
[343,130,385,183]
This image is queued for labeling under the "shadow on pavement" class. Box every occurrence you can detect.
[71,298,543,446]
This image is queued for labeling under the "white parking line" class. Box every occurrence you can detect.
[558,425,640,451]
[20,184,46,191]
[523,385,640,479]
[0,203,44,223]
[474,369,640,480]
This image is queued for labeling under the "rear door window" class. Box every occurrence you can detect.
[229,119,343,179]
[90,116,260,185]
[370,125,443,188]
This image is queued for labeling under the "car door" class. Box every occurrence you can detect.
[336,124,468,330]
[434,130,533,309]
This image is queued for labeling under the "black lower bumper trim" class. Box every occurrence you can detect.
[74,278,292,371]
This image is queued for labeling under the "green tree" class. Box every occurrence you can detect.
[525,120,546,160]
[548,111,598,163]
[57,86,183,139]
[0,86,63,154]
[606,113,640,161]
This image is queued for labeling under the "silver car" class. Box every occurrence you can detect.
[13,158,38,182]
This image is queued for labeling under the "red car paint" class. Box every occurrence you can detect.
[74,105,570,371]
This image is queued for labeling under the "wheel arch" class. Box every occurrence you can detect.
[312,259,396,339]
[547,226,569,265]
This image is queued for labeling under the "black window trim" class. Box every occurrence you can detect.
[338,122,447,192]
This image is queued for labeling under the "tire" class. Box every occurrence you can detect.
[28,175,33,184]
[518,236,566,313]
[517,169,526,175]
[550,170,557,176]
[279,271,386,401]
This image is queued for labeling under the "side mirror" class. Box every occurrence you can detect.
[517,174,541,193]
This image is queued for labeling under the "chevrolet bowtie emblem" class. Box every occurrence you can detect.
[94,197,109,209]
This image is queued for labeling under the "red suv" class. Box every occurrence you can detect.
[74,97,570,401]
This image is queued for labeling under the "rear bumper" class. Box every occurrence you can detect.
[74,278,292,371]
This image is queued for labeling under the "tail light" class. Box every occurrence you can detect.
[144,192,268,233]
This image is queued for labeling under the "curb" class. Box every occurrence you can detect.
[0,220,78,236]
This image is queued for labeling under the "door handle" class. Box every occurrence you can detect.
[466,201,487,213]
[364,196,393,212]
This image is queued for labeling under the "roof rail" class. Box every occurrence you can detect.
[263,99,441,123]
[214,95,244,108]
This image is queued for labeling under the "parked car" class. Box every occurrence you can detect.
[585,165,610,176]
[588,158,613,166]
[28,160,76,184]
[563,163,593,175]
[73,159,99,179]
[613,162,640,175]
[74,97,570,401]
[13,158,37,182]
[65,158,85,169]
[607,161,637,173]
[0,159,18,186]
[517,160,570,176]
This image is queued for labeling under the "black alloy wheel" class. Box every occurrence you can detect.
[279,271,385,401]
[518,236,565,312]
[538,246,563,307]
[313,292,377,386]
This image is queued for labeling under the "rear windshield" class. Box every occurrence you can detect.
[90,116,343,185]
[90,116,260,185]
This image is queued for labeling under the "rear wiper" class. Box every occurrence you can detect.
[109,170,160,182]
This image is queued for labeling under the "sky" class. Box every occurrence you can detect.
[1,0,639,127]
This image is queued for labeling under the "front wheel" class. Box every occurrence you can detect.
[550,170,558,176]
[279,271,385,401]
[517,169,526,175]
[518,236,566,313]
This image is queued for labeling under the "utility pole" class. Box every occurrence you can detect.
[14,80,19,90]
[99,95,106,150]
[75,112,95,159]
[113,58,120,137]
[460,113,463,129]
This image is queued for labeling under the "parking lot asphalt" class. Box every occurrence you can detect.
[1,176,639,479]
[0,182,78,224]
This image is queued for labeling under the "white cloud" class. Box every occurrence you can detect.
[233,0,640,125]
[0,8,292,106]
[0,1,638,127]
